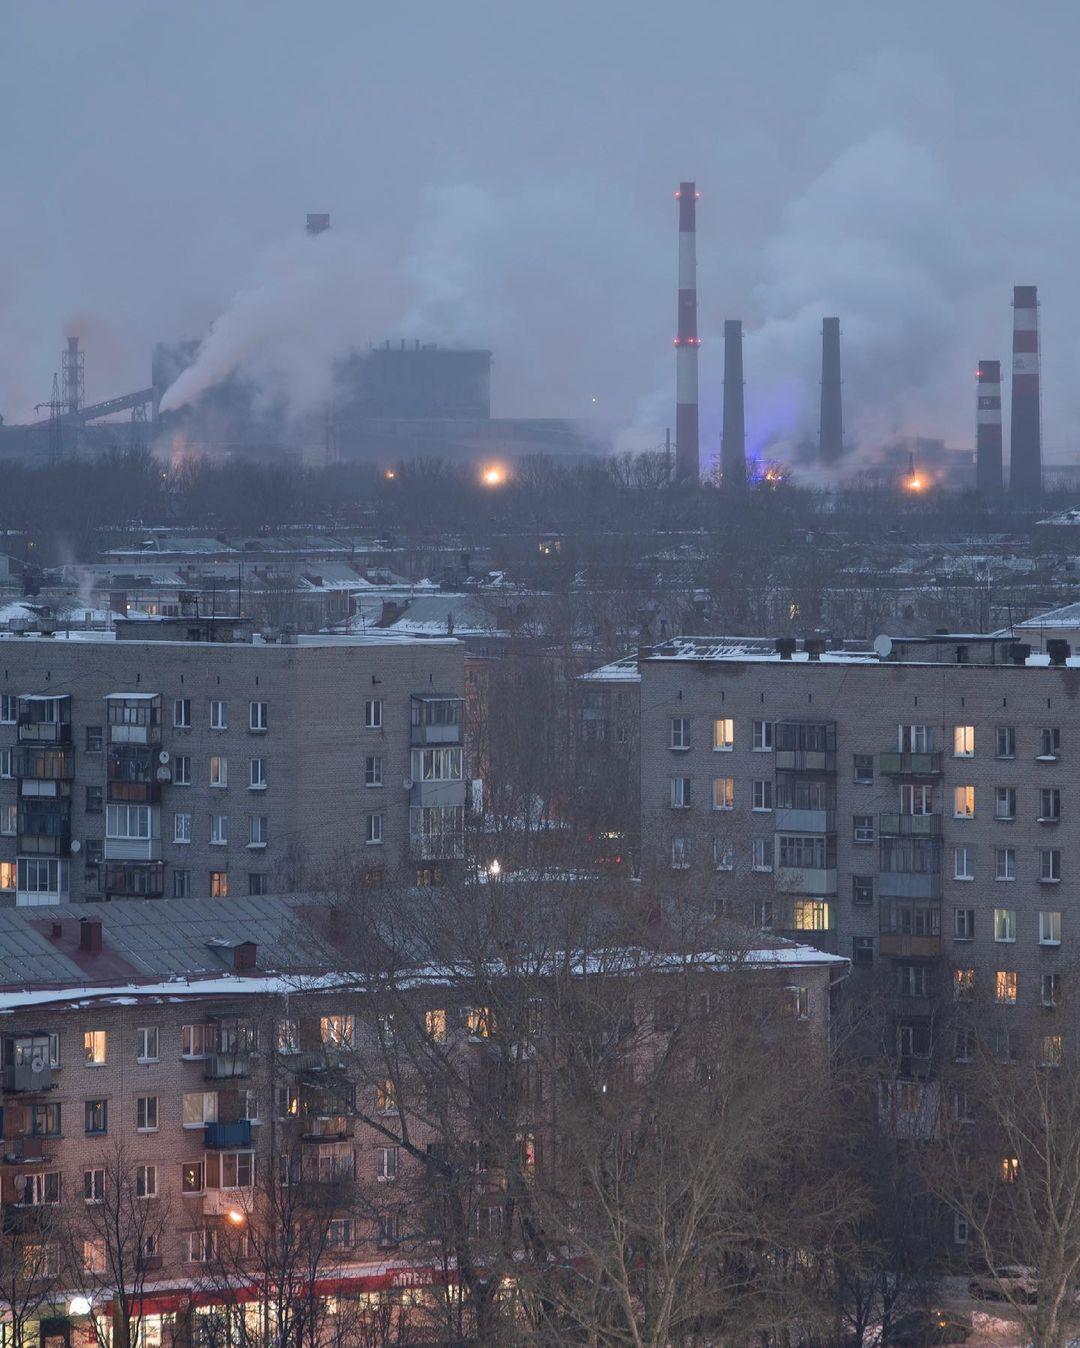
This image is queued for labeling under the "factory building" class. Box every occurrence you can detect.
[0,619,466,906]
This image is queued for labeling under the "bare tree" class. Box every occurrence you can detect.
[0,1206,66,1348]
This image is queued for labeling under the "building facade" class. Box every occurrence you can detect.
[0,622,466,907]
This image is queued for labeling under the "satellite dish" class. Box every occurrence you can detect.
[155,767,172,783]
[29,1053,45,1074]
[873,634,893,659]
[403,778,414,791]
[158,750,171,765]
[70,839,82,854]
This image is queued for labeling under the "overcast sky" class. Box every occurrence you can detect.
[4,0,1080,467]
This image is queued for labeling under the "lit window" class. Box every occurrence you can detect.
[713,718,734,752]
[995,971,1018,1005]
[209,756,228,788]
[425,1009,447,1042]
[320,1015,354,1049]
[953,968,974,999]
[953,725,974,757]
[712,777,734,811]
[1000,1156,1019,1184]
[1041,1035,1063,1067]
[464,1007,492,1039]
[83,1030,107,1066]
[954,786,975,819]
[375,1080,397,1114]
[209,870,228,899]
[794,900,830,932]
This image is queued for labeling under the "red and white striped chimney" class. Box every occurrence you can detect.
[674,182,700,482]
[975,360,1002,493]
[1009,286,1041,495]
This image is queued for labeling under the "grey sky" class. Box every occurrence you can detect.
[3,0,1080,466]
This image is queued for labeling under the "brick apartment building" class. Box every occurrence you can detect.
[626,632,1080,1073]
[0,618,466,907]
[0,894,842,1346]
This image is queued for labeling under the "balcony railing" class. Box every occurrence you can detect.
[16,719,71,746]
[773,749,836,773]
[879,751,942,777]
[410,833,466,861]
[410,779,467,810]
[879,813,942,837]
[774,808,835,833]
[13,748,74,781]
[878,872,942,900]
[879,933,941,958]
[300,1116,355,1142]
[204,1051,253,1081]
[775,867,838,896]
[204,1120,253,1149]
[3,1064,55,1094]
[101,862,165,899]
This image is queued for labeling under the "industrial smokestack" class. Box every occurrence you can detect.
[1009,285,1042,495]
[306,213,330,236]
[721,319,746,488]
[674,182,699,482]
[819,317,843,464]
[975,359,1003,493]
[61,335,84,416]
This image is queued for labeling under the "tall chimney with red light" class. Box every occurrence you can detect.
[674,182,700,481]
[975,359,1003,493]
[1009,285,1042,495]
[721,319,746,488]
[819,317,843,464]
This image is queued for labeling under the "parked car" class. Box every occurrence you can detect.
[889,1309,972,1346]
[968,1263,1038,1303]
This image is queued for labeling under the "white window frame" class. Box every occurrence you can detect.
[136,1164,158,1199]
[671,836,690,870]
[993,907,1017,943]
[209,813,229,846]
[712,837,733,871]
[712,718,734,752]
[376,1146,398,1182]
[365,812,383,846]
[953,846,974,881]
[995,786,1016,821]
[174,812,192,845]
[1041,848,1061,883]
[136,1027,159,1063]
[751,837,772,873]
[995,847,1015,881]
[249,758,266,790]
[669,776,690,809]
[752,719,773,752]
[173,698,191,730]
[712,777,734,811]
[1039,910,1062,946]
[995,725,1016,759]
[173,754,191,786]
[670,717,690,751]
[953,725,975,758]
[364,699,383,730]
[248,814,268,848]
[365,755,383,788]
[136,1095,159,1132]
[209,700,228,731]
[752,779,773,812]
[249,701,268,732]
[209,756,228,788]
[953,786,975,819]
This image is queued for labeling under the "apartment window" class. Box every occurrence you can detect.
[181,1092,218,1127]
[778,834,833,870]
[221,1151,255,1189]
[752,719,773,751]
[83,1030,107,1066]
[1042,973,1061,1008]
[853,815,874,844]
[995,971,1018,1005]
[248,873,268,896]
[953,786,975,819]
[1039,787,1061,822]
[1041,848,1061,883]
[1039,910,1062,946]
[248,815,268,847]
[365,755,383,788]
[953,847,974,881]
[209,814,228,845]
[794,900,830,932]
[712,777,734,811]
[249,758,266,790]
[0,861,13,892]
[994,908,1017,943]
[953,968,974,1000]
[754,898,774,929]
[670,776,690,809]
[18,857,69,900]
[671,836,690,869]
[182,1024,213,1058]
[752,779,773,811]
[0,694,14,723]
[375,1080,398,1114]
[377,1147,398,1182]
[83,1169,105,1203]
[210,700,228,731]
[249,701,268,732]
[30,1103,61,1137]
[852,875,873,905]
[364,699,383,730]
[85,724,103,752]
[184,1230,218,1264]
[19,1174,60,1207]
[897,964,930,997]
[136,1027,159,1062]
[424,1008,447,1042]
[181,1162,205,1195]
[954,1213,971,1245]
[712,838,733,871]
[136,1096,159,1132]
[899,724,933,752]
[173,698,191,729]
[83,1238,106,1275]
[900,784,934,815]
[670,717,690,751]
[713,718,734,752]
[954,908,975,941]
[106,804,152,840]
[994,787,1016,821]
[0,749,10,780]
[853,754,874,784]
[84,1100,108,1135]
[174,754,191,785]
[1042,1035,1063,1068]
[1039,727,1061,760]
[995,847,1015,881]
[172,869,190,899]
[995,725,1016,759]
[136,1164,157,1199]
[953,725,974,757]
[209,870,228,899]
[853,936,873,965]
[365,813,383,846]
[209,756,227,788]
[174,812,192,844]
[85,785,103,814]
[321,1014,354,1049]
[955,1029,975,1063]
[751,837,773,872]
[0,805,15,836]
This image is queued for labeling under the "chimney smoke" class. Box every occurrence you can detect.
[721,319,746,489]
[819,317,843,463]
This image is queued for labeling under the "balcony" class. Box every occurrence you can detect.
[774,808,835,833]
[204,1120,253,1149]
[16,697,71,745]
[101,862,165,899]
[300,1116,355,1142]
[775,868,837,896]
[878,872,942,900]
[103,837,161,862]
[13,748,74,782]
[106,694,161,746]
[202,1188,252,1217]
[878,751,942,778]
[410,696,463,747]
[774,748,836,773]
[3,1064,54,1094]
[204,1051,253,1081]
[17,802,71,858]
[879,813,942,837]
[879,933,941,958]
[410,779,467,810]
